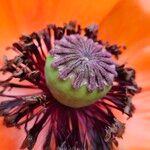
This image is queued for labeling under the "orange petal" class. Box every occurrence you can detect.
[9,0,54,33]
[10,0,120,29]
[128,45,150,73]
[0,0,120,45]
[118,41,150,90]
[118,91,150,150]
[0,0,20,47]
[100,0,150,48]
[99,1,150,149]
[50,0,120,25]
[0,118,24,150]
[117,40,150,89]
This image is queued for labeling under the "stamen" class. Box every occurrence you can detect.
[0,21,141,150]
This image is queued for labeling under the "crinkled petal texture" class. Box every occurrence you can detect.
[0,0,150,150]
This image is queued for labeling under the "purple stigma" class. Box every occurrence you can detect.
[50,34,117,91]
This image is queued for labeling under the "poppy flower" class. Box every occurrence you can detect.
[0,0,149,150]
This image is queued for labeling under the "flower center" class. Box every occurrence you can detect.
[45,34,117,107]
[51,34,117,91]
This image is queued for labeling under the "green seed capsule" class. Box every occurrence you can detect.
[45,55,112,108]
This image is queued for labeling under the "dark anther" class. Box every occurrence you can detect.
[50,25,65,40]
[105,44,122,59]
[64,21,77,35]
[84,24,99,41]
[117,65,135,82]
[20,35,33,44]
[27,71,40,83]
[30,32,42,48]
[40,29,51,51]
